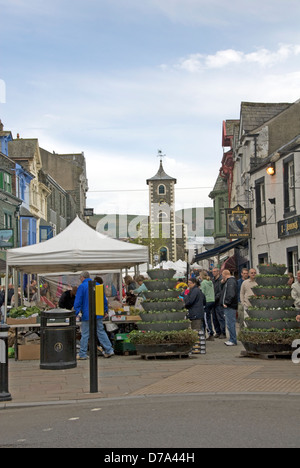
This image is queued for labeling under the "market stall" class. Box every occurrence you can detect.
[4,217,148,357]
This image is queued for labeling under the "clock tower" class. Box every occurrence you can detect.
[146,152,179,264]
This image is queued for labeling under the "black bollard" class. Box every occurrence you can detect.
[89,281,98,393]
[0,324,12,402]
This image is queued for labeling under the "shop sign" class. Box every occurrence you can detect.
[278,215,300,239]
[226,204,252,239]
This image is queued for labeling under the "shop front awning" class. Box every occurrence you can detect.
[194,239,248,262]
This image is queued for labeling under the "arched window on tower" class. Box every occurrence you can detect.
[158,184,166,195]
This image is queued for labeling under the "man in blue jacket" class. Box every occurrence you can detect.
[74,271,114,359]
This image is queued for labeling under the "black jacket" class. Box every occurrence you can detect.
[220,277,238,310]
[213,275,223,305]
[184,287,206,320]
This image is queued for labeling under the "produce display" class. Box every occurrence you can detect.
[9,306,41,319]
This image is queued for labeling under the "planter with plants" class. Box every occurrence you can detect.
[247,307,296,320]
[144,289,179,300]
[258,263,287,275]
[147,269,176,280]
[137,320,191,332]
[138,269,193,356]
[142,298,184,312]
[129,329,199,355]
[143,279,178,291]
[239,263,299,356]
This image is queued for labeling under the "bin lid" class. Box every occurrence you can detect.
[41,309,75,319]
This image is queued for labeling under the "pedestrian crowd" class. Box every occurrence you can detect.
[182,266,300,347]
[1,266,300,357]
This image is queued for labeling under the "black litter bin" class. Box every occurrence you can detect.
[40,309,77,370]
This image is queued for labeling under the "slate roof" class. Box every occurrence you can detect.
[146,160,177,184]
[240,102,292,134]
[8,138,39,159]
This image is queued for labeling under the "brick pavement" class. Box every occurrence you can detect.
[1,339,300,408]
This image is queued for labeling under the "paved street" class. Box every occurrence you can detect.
[1,339,300,448]
[1,394,299,448]
[2,339,300,408]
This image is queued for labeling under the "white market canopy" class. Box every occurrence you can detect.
[6,216,149,274]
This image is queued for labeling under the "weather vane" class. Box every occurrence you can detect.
[157,149,166,162]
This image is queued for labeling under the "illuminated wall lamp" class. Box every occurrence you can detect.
[266,163,276,176]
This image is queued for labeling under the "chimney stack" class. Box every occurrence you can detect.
[0,120,3,131]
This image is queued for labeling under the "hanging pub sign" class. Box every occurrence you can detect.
[226,204,252,239]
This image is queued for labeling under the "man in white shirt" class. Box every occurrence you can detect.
[240,268,258,316]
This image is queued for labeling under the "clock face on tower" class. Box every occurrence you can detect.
[159,199,167,206]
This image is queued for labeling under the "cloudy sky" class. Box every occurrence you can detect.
[1,0,300,215]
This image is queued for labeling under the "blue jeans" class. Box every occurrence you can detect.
[79,320,114,358]
[224,307,237,344]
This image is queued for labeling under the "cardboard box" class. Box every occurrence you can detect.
[7,317,38,325]
[126,316,141,321]
[18,344,40,361]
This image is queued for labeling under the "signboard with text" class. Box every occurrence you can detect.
[278,215,300,239]
[226,205,252,239]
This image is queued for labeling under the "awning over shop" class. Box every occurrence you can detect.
[194,239,248,262]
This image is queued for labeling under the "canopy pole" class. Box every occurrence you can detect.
[119,270,123,303]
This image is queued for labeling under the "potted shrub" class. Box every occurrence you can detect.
[144,289,179,300]
[143,279,178,291]
[129,329,199,355]
[147,269,176,280]
[142,298,184,312]
[238,329,300,354]
[258,263,287,275]
[138,269,193,356]
[240,263,298,356]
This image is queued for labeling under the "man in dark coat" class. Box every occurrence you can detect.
[58,286,78,310]
[184,278,206,331]
[220,270,238,346]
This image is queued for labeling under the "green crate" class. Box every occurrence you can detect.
[114,340,136,355]
[115,333,131,343]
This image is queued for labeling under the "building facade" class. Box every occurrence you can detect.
[216,98,300,274]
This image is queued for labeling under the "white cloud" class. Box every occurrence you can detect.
[174,44,300,72]
[4,41,300,215]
